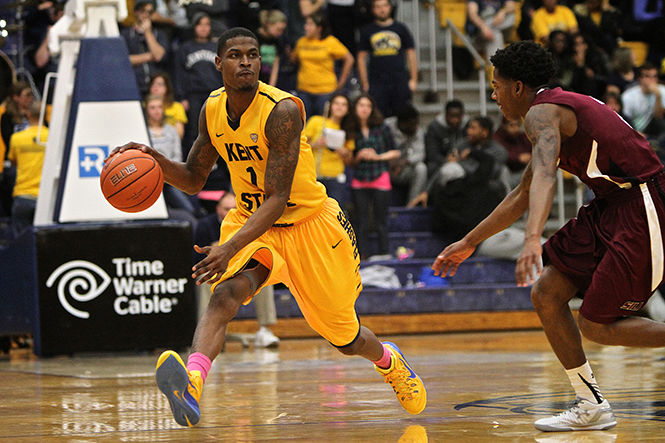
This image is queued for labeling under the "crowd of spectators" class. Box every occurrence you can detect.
[1,0,665,354]
[0,0,664,260]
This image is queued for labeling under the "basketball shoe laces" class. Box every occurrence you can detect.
[385,360,418,402]
[551,398,601,423]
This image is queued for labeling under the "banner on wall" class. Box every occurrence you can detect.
[34,222,195,356]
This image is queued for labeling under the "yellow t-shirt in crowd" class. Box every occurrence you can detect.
[303,116,353,178]
[531,5,578,43]
[205,81,327,225]
[8,125,48,197]
[294,35,349,94]
[165,101,188,127]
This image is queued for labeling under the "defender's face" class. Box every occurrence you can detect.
[491,70,521,121]
[216,36,261,91]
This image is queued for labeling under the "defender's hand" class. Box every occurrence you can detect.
[432,239,475,278]
[515,238,542,287]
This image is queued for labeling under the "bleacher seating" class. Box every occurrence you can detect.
[233,206,536,335]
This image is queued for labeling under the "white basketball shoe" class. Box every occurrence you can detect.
[535,398,617,432]
[254,326,280,348]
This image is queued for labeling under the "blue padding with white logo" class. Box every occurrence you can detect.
[78,145,109,177]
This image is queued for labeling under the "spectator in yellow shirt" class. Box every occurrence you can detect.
[304,92,354,206]
[8,100,47,236]
[148,72,188,140]
[292,11,354,116]
[531,0,578,45]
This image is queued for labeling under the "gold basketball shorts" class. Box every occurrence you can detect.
[211,198,362,346]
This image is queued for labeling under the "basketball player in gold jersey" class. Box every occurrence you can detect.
[109,27,426,427]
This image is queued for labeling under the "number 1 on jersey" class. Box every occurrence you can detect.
[246,166,258,186]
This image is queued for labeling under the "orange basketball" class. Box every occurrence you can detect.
[100,150,163,213]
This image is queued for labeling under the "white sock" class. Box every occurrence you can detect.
[565,361,604,404]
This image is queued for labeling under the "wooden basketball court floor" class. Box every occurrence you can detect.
[1,330,663,442]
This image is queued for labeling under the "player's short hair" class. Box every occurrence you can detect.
[490,41,556,89]
[217,27,259,56]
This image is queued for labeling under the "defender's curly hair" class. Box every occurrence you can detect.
[490,41,556,89]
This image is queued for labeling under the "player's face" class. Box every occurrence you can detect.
[216,37,261,91]
[491,70,521,121]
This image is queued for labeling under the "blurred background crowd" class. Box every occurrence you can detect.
[0,0,663,258]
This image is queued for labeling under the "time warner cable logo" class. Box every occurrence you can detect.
[46,260,111,319]
[47,259,187,319]
[79,145,108,177]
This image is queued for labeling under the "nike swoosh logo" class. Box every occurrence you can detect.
[216,133,224,137]
[399,356,417,379]
[332,239,342,249]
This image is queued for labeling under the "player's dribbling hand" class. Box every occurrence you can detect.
[105,142,157,164]
[515,238,542,287]
[192,244,232,285]
[432,239,475,278]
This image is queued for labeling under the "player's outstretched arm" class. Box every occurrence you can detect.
[191,98,301,285]
[108,102,218,195]
[516,103,561,286]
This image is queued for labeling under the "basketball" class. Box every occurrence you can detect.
[100,150,163,213]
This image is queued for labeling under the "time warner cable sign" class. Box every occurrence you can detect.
[35,223,195,356]
[47,258,187,318]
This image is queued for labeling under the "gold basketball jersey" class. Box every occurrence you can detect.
[206,82,327,225]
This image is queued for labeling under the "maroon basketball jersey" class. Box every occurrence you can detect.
[530,88,663,197]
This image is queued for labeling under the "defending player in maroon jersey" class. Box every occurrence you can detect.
[433,41,665,432]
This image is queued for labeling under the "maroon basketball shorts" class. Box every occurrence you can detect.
[544,173,665,323]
